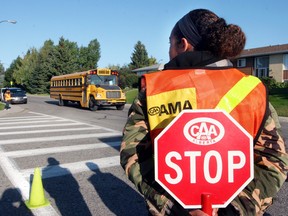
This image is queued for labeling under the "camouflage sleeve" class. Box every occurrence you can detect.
[224,107,288,216]
[120,90,173,214]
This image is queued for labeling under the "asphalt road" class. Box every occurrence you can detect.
[0,95,148,216]
[0,95,287,216]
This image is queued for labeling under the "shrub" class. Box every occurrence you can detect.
[260,77,288,93]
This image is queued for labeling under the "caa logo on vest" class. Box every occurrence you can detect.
[183,117,225,145]
[148,106,160,116]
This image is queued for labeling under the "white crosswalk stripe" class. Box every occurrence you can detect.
[4,141,120,158]
[0,132,121,145]
[0,111,123,216]
[22,156,120,179]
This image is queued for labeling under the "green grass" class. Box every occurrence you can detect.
[0,102,5,110]
[269,88,288,117]
[125,88,138,104]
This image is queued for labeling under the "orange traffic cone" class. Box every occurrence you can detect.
[25,167,50,209]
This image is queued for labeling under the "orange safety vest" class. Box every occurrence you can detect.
[143,68,267,142]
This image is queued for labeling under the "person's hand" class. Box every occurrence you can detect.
[189,208,218,216]
[189,209,208,216]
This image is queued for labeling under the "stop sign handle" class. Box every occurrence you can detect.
[201,193,212,216]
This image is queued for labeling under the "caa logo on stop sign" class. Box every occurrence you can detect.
[183,117,225,145]
[154,109,254,209]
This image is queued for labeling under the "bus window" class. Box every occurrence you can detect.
[88,74,116,85]
[104,76,116,85]
[89,75,102,85]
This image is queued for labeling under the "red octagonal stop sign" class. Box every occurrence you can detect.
[154,109,254,209]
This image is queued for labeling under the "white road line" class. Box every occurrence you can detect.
[1,115,62,119]
[28,111,58,116]
[0,119,68,126]
[30,207,59,216]
[0,127,101,136]
[28,111,119,133]
[0,122,85,130]
[0,132,122,145]
[0,116,60,123]
[5,142,120,158]
[0,152,30,197]
[0,115,52,120]
[0,150,59,216]
[22,156,120,179]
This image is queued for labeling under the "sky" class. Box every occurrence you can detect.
[0,0,287,69]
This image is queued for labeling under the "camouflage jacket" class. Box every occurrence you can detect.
[120,87,288,216]
[120,52,288,215]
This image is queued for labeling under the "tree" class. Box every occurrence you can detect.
[4,57,22,87]
[54,37,79,75]
[129,41,150,69]
[3,36,102,94]
[0,62,4,74]
[27,40,58,94]
[0,62,5,88]
[107,64,138,89]
[79,39,101,70]
[13,48,39,89]
[118,65,138,88]
[148,56,157,65]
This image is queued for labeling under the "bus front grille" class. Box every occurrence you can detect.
[106,91,121,98]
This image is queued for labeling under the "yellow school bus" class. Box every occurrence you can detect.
[50,68,126,111]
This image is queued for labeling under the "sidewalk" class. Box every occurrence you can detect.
[279,116,288,142]
[0,104,24,117]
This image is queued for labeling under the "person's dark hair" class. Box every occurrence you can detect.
[172,9,246,58]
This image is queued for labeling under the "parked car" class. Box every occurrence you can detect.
[7,88,27,104]
[0,88,6,101]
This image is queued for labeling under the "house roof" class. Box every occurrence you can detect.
[132,63,164,72]
[239,43,288,58]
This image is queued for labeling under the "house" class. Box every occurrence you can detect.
[231,44,288,82]
[132,63,164,76]
[132,44,288,83]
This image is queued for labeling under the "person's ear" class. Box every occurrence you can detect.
[180,38,194,52]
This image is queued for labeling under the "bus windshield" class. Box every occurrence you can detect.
[88,74,117,86]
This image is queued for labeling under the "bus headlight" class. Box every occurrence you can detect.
[96,93,102,98]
